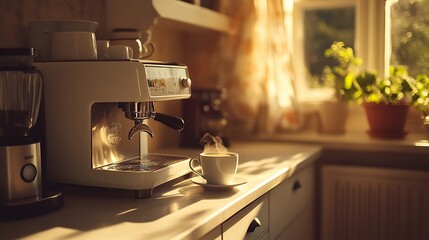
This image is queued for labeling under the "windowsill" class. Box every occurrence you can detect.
[233,129,429,155]
[296,88,335,105]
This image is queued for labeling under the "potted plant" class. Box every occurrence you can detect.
[355,66,415,139]
[317,41,362,134]
[323,41,363,102]
[411,74,429,138]
[320,42,418,138]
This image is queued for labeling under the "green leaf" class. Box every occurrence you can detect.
[344,73,354,89]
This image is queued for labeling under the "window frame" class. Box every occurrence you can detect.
[292,0,388,103]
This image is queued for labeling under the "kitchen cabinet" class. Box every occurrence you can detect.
[201,226,222,240]
[269,165,315,240]
[278,203,314,240]
[105,0,230,34]
[220,165,315,240]
[200,164,315,240]
[201,194,269,240]
[321,165,429,240]
[222,194,269,240]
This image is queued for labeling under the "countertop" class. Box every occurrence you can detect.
[236,131,429,154]
[0,141,321,240]
[236,131,429,169]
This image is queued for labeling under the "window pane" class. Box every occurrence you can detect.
[304,7,355,87]
[390,0,429,77]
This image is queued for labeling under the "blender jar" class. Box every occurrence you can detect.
[0,48,42,138]
[0,68,42,137]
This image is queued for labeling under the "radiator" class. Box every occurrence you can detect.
[321,166,429,240]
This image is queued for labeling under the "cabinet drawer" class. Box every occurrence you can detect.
[277,202,314,240]
[222,194,269,240]
[269,165,314,239]
[200,226,221,240]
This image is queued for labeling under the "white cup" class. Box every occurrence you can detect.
[189,152,239,185]
[110,38,142,59]
[105,45,133,60]
[51,31,97,60]
[110,39,155,59]
[109,29,155,59]
[29,19,99,60]
[96,40,110,59]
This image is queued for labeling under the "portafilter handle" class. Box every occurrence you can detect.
[120,102,185,139]
[128,120,154,140]
[154,112,184,131]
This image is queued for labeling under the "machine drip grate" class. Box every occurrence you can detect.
[99,155,188,172]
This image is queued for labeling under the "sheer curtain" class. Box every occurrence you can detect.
[219,0,300,135]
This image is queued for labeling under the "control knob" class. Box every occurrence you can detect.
[180,77,192,88]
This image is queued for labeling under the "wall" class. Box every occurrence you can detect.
[0,1,107,47]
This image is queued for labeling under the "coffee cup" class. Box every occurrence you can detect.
[105,45,133,60]
[189,152,239,185]
[51,31,97,60]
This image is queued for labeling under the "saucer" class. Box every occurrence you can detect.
[191,176,247,190]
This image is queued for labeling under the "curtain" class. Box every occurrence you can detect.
[219,0,301,135]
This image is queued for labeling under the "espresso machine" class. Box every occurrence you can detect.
[0,48,63,219]
[35,60,192,198]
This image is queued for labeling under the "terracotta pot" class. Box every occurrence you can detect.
[363,102,409,139]
[317,101,348,134]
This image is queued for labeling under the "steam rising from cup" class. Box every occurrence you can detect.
[200,133,228,153]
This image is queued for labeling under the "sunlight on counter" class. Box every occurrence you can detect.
[414,140,429,147]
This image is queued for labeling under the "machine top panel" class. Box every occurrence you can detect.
[143,63,191,97]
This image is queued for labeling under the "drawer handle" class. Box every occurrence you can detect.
[292,180,301,191]
[247,218,261,233]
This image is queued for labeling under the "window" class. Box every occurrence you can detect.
[303,6,355,88]
[293,0,357,101]
[293,0,429,102]
[390,0,429,77]
[293,0,386,102]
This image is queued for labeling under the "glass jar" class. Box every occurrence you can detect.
[0,48,42,138]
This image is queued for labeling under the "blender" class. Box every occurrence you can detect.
[0,48,62,220]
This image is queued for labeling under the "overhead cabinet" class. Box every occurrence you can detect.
[105,0,230,34]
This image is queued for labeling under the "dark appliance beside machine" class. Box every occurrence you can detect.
[181,87,229,148]
[0,48,63,220]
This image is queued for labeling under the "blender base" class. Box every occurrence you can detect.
[0,191,64,220]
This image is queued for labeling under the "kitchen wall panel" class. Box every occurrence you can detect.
[0,0,106,47]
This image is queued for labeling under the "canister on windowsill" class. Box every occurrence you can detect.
[181,87,229,148]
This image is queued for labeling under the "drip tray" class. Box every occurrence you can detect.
[94,154,191,198]
[98,154,188,172]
